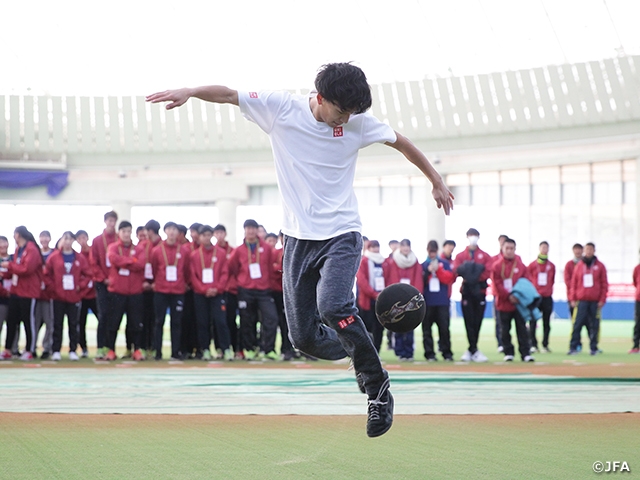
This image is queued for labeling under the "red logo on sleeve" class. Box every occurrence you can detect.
[338,315,356,329]
[333,126,343,137]
[249,92,258,99]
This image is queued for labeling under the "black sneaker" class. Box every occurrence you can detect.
[40,351,50,360]
[366,378,394,438]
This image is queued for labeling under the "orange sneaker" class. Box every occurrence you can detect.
[132,349,145,361]
[105,349,117,361]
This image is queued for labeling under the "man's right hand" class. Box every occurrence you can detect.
[146,88,192,110]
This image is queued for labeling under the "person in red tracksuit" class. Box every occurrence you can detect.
[383,239,423,361]
[527,241,556,353]
[45,232,91,361]
[491,238,534,362]
[564,243,583,320]
[568,242,608,355]
[189,225,232,361]
[228,219,279,360]
[0,226,43,360]
[75,230,97,358]
[90,211,118,358]
[453,228,492,362]
[151,222,187,360]
[105,221,146,361]
[356,240,386,353]
[631,258,640,354]
[213,224,240,357]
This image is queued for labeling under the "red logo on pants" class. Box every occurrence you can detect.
[338,316,356,329]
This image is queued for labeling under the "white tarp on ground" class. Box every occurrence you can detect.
[0,367,638,415]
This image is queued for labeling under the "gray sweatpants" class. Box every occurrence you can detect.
[283,232,388,397]
[34,299,54,353]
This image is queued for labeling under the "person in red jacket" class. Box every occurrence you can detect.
[631,257,640,354]
[564,243,583,319]
[214,224,241,357]
[45,232,91,361]
[356,240,386,352]
[0,226,43,360]
[104,221,146,361]
[491,238,534,362]
[90,210,118,358]
[527,241,556,353]
[189,225,232,361]
[228,219,279,360]
[151,222,187,360]
[453,228,492,362]
[568,242,608,355]
[383,239,423,361]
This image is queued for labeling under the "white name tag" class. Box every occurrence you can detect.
[118,268,130,276]
[62,274,75,291]
[374,276,385,292]
[166,265,178,282]
[537,272,548,286]
[144,263,153,280]
[504,278,513,293]
[249,263,262,279]
[583,273,594,288]
[3,279,11,291]
[106,256,112,268]
[429,276,441,292]
[12,274,18,287]
[400,278,411,285]
[202,268,214,284]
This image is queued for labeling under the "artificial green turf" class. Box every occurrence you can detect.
[0,413,638,479]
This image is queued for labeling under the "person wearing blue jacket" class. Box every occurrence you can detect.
[421,241,456,361]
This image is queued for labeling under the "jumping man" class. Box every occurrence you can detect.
[147,63,454,437]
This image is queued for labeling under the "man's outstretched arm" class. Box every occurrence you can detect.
[146,86,239,109]
[386,132,455,215]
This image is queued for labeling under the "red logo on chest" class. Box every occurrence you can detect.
[333,126,343,137]
[338,315,356,329]
[249,92,258,98]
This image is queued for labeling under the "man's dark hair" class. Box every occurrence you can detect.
[572,243,583,250]
[443,240,456,248]
[0,236,8,243]
[145,219,161,234]
[198,224,214,235]
[539,241,549,247]
[75,230,88,238]
[104,211,118,221]
[118,221,132,231]
[388,240,399,246]
[315,63,372,114]
[504,238,516,246]
[39,230,51,238]
[189,223,203,232]
[213,224,226,233]
[265,233,278,241]
[427,240,439,252]
[498,234,508,242]
[585,242,596,249]
[136,226,145,235]
[177,224,188,235]
[400,238,411,247]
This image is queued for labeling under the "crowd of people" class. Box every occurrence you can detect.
[0,212,636,363]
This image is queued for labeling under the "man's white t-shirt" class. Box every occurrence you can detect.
[238,90,397,241]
